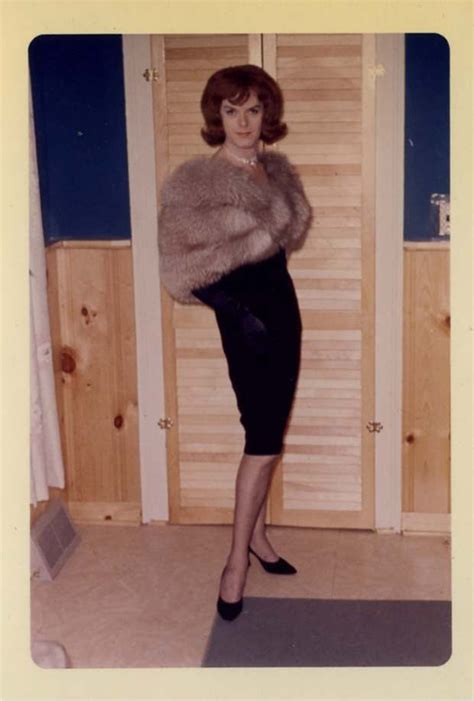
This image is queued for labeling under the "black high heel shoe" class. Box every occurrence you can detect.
[248,546,297,575]
[217,595,243,621]
[216,561,250,621]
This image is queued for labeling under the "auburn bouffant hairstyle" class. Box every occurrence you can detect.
[200,64,287,146]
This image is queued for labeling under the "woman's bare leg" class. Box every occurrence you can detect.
[249,495,280,562]
[219,452,279,603]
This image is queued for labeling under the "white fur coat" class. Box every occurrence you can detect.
[157,150,312,304]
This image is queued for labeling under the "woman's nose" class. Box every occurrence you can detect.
[238,111,248,127]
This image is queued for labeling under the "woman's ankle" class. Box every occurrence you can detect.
[226,550,251,571]
[249,530,269,550]
[220,562,248,602]
[249,533,279,561]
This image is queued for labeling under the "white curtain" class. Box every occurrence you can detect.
[29,85,65,505]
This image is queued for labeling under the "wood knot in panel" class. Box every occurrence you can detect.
[60,348,76,374]
[81,305,90,325]
[405,433,415,444]
[80,306,97,325]
[114,414,124,429]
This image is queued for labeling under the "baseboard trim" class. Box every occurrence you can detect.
[68,501,141,526]
[401,512,451,536]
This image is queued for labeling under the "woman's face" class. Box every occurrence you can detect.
[219,90,263,154]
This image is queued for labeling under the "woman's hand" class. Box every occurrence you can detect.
[192,282,269,356]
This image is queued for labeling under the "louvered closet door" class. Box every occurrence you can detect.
[264,34,376,528]
[151,35,263,523]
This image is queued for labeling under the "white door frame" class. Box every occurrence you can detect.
[374,34,405,532]
[122,34,405,530]
[122,35,168,522]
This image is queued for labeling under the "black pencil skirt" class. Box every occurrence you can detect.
[211,248,302,456]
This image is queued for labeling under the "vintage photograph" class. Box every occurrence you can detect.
[28,31,451,669]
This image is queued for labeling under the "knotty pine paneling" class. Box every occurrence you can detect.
[46,241,141,525]
[402,244,450,517]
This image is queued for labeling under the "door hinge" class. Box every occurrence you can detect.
[143,68,160,82]
[158,417,174,430]
[366,421,383,433]
[368,64,386,80]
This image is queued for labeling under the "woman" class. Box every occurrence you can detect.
[158,64,312,621]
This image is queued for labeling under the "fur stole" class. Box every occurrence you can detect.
[158,150,312,304]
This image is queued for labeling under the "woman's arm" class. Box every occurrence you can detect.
[158,202,266,251]
[192,278,269,355]
[157,203,278,305]
[264,152,312,252]
[287,188,313,251]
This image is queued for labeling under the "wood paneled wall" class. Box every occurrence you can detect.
[402,243,450,534]
[46,241,141,525]
[43,243,450,532]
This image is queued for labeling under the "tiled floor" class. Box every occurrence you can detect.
[30,524,451,668]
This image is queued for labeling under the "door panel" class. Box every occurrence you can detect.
[152,33,375,528]
[152,34,260,523]
[264,34,375,528]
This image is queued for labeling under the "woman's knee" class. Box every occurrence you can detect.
[243,452,280,470]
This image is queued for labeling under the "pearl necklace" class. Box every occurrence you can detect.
[224,145,259,167]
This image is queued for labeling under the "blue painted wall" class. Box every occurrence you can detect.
[404,34,450,240]
[29,34,450,244]
[29,35,131,243]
